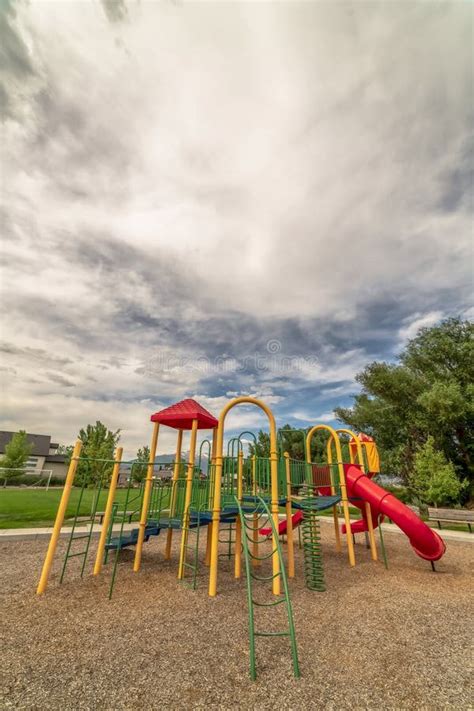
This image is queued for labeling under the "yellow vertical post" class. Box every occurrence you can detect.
[36,440,82,594]
[234,449,243,578]
[338,428,378,563]
[306,425,355,567]
[93,446,123,576]
[208,448,223,596]
[269,423,281,596]
[165,429,183,560]
[178,419,198,579]
[284,452,295,578]
[133,422,159,572]
[326,440,342,553]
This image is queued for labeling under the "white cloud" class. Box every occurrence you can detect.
[398,311,445,345]
[0,1,471,450]
[291,410,335,424]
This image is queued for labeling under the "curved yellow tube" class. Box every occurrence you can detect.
[208,396,280,597]
[336,428,378,562]
[306,424,355,567]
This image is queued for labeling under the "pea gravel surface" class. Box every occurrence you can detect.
[1,526,472,710]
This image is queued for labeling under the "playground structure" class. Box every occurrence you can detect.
[36,396,446,679]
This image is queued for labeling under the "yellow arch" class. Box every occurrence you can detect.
[305,424,355,567]
[333,428,378,562]
[208,397,280,597]
[331,428,365,469]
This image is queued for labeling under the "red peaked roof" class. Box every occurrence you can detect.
[150,398,218,430]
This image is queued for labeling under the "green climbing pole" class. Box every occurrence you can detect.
[301,500,325,592]
[236,496,300,681]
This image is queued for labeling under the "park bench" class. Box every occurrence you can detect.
[428,507,473,533]
[94,510,136,524]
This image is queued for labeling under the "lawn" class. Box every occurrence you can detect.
[0,488,141,529]
[0,488,472,533]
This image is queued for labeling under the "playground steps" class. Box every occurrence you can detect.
[179,508,212,590]
[235,496,300,681]
[105,523,161,551]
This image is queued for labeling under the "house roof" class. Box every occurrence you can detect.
[150,399,218,430]
[0,431,52,456]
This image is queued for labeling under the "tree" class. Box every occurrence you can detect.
[74,421,121,488]
[0,431,33,480]
[247,424,328,461]
[335,317,473,501]
[133,445,150,483]
[409,437,466,507]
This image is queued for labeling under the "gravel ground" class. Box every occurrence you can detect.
[1,527,472,710]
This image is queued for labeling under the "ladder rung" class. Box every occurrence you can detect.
[254,631,290,637]
[67,551,87,558]
[252,597,286,607]
[71,534,92,540]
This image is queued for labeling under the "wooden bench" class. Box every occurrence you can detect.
[94,510,136,524]
[428,507,473,532]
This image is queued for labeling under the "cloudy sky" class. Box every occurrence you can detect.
[1,0,472,457]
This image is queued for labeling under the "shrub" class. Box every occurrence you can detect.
[409,436,466,507]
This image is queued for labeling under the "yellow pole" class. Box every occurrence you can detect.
[133,422,159,572]
[306,424,355,567]
[284,452,295,578]
[93,446,123,576]
[234,449,243,578]
[165,429,183,560]
[337,428,378,562]
[37,440,82,594]
[326,439,342,553]
[269,422,281,595]
[178,419,198,579]
[209,396,280,597]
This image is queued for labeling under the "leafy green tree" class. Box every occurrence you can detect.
[133,445,150,483]
[335,318,473,501]
[409,437,466,507]
[0,431,33,480]
[74,421,121,488]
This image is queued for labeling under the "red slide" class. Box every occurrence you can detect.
[260,510,303,537]
[343,464,446,562]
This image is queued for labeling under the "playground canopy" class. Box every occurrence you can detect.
[150,398,218,430]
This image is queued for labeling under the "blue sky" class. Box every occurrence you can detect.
[1,1,472,456]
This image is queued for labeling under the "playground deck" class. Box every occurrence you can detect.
[1,528,471,710]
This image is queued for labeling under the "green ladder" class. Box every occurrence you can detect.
[60,479,105,584]
[301,500,325,592]
[179,506,204,590]
[218,521,235,560]
[235,496,300,681]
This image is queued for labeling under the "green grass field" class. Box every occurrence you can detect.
[0,488,471,533]
[0,488,141,529]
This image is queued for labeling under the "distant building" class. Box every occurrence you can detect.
[0,431,68,479]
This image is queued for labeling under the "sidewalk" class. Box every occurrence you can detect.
[0,518,472,543]
[0,522,136,542]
